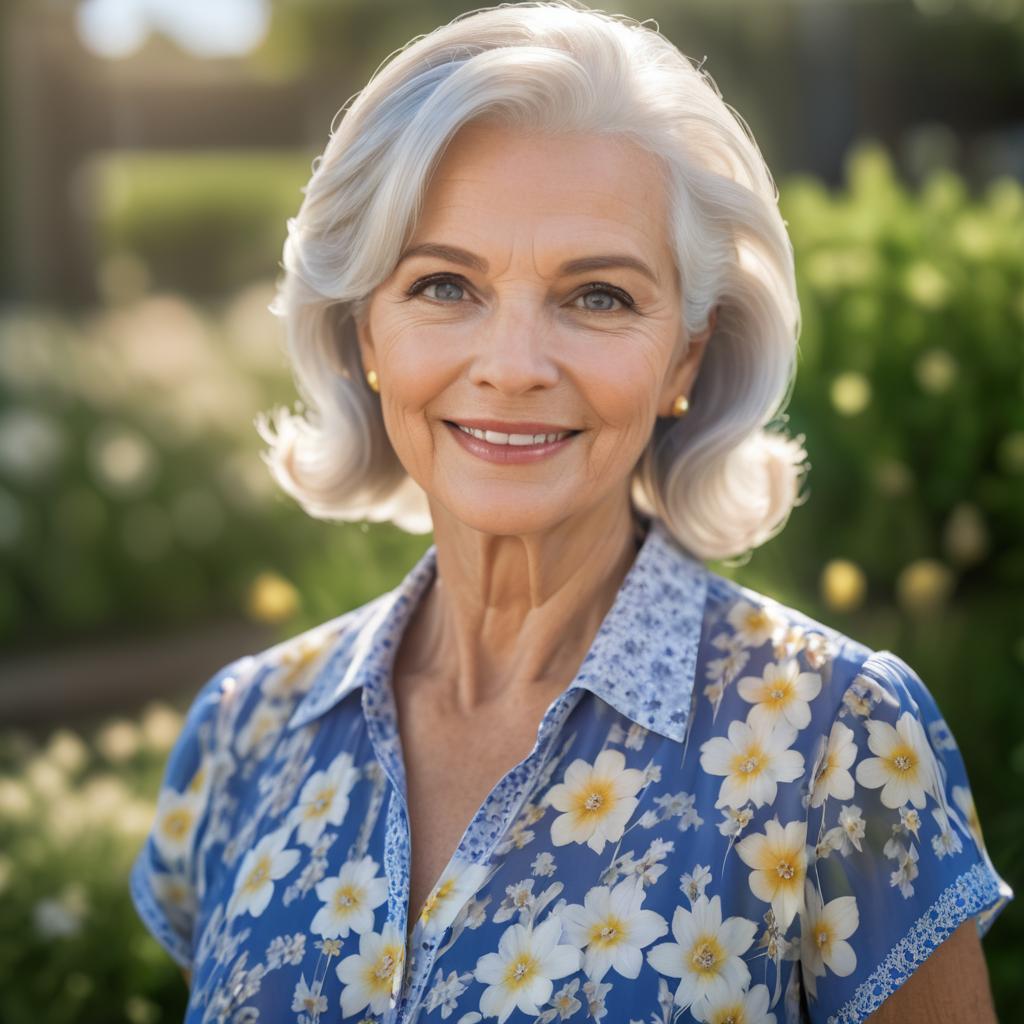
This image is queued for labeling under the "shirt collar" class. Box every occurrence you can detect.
[287,516,708,742]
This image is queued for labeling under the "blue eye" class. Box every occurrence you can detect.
[406,275,467,303]
[574,284,635,313]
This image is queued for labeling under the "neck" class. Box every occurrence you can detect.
[399,497,646,716]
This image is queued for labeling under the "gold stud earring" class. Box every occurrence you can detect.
[671,394,690,417]
[365,369,380,393]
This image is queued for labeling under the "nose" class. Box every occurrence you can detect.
[466,303,560,395]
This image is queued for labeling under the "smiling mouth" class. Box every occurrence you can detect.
[443,421,582,447]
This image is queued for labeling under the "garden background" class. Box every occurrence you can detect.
[0,0,1022,1021]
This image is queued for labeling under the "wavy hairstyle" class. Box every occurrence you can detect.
[256,0,810,563]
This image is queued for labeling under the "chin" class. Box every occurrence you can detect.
[435,489,577,537]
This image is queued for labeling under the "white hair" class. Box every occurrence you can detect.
[255,0,810,563]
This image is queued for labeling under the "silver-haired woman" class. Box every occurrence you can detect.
[130,3,1012,1023]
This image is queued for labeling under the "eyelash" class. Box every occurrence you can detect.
[404,273,637,313]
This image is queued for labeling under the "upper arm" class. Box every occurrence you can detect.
[799,648,1013,1022]
[128,659,247,973]
[865,918,996,1023]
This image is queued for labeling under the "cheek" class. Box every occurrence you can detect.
[577,343,662,431]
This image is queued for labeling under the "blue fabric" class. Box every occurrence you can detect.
[130,516,1013,1024]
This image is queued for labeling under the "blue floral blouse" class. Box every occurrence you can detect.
[130,515,1013,1024]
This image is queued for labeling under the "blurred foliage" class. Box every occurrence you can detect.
[0,139,1021,1016]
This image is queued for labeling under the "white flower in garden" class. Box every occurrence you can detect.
[738,659,822,732]
[799,879,858,999]
[336,920,405,1018]
[227,826,300,920]
[545,749,645,854]
[474,916,582,1023]
[735,818,807,930]
[700,981,777,1024]
[151,785,203,865]
[291,973,328,1016]
[559,877,668,982]
[287,751,359,846]
[808,720,857,808]
[418,860,491,939]
[312,856,388,938]
[699,717,804,810]
[855,711,939,809]
[646,894,756,1020]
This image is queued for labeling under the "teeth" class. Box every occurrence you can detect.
[455,424,571,445]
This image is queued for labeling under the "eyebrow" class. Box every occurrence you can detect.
[395,242,661,285]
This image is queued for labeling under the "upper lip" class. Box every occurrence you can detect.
[447,419,580,434]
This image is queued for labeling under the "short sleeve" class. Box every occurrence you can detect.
[129,659,244,970]
[799,648,1014,1023]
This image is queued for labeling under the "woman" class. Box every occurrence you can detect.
[130,3,1013,1022]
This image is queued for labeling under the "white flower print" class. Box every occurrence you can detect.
[799,879,858,999]
[227,825,301,920]
[679,865,712,904]
[835,803,866,853]
[718,806,754,838]
[808,720,857,808]
[700,981,777,1024]
[582,978,611,1021]
[292,972,328,1017]
[418,860,491,939]
[737,658,822,732]
[532,852,556,877]
[646,894,757,1020]
[855,710,939,809]
[699,718,804,810]
[727,600,784,649]
[887,841,920,898]
[262,632,331,701]
[474,917,581,1023]
[235,700,290,760]
[735,818,807,931]
[151,785,203,865]
[545,749,646,854]
[931,807,964,858]
[286,751,359,847]
[559,876,668,982]
[426,968,474,1019]
[625,724,648,750]
[953,784,986,851]
[335,920,405,1018]
[493,879,538,924]
[537,977,583,1022]
[266,931,306,968]
[312,855,388,938]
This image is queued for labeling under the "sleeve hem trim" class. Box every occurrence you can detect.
[825,861,1010,1024]
[129,848,194,972]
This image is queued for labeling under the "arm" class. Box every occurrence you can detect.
[865,919,997,1024]
[181,966,192,989]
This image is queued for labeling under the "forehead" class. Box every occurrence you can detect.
[414,121,674,266]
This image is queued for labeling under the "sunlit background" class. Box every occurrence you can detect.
[0,0,1022,1020]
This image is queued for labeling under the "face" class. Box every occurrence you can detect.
[356,120,714,536]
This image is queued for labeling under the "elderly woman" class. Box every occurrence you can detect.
[130,4,1012,1023]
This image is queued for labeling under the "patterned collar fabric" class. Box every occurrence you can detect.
[287,515,709,744]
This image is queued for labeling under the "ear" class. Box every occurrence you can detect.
[658,305,717,417]
[353,303,376,380]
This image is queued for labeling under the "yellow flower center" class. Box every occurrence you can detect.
[420,878,456,924]
[890,746,918,774]
[332,885,359,913]
[775,859,795,880]
[768,685,787,702]
[574,778,614,819]
[308,787,334,817]
[734,745,764,776]
[588,916,626,948]
[242,855,271,893]
[161,807,193,841]
[364,944,403,993]
[503,954,539,990]
[689,936,724,977]
[815,925,832,950]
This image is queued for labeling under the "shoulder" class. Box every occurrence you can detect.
[695,568,928,731]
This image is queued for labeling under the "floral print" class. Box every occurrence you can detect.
[130,516,1013,1024]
